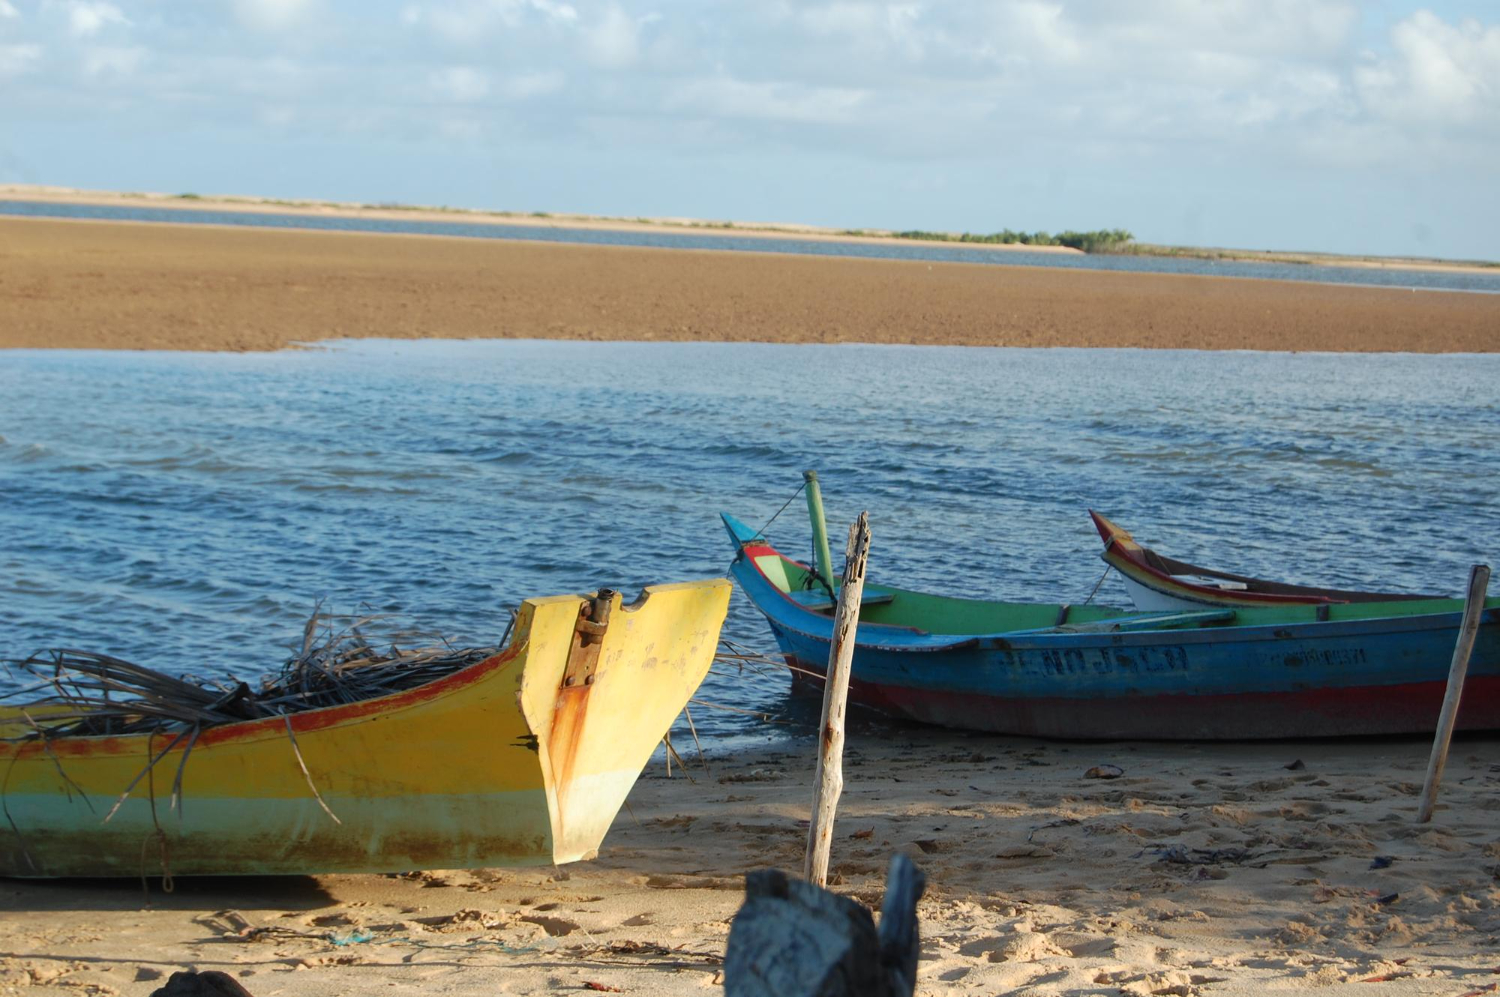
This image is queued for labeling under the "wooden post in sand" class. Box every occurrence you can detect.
[804,513,871,887]
[1417,563,1490,824]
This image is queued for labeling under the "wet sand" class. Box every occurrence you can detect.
[5,730,1499,997]
[3,216,1498,354]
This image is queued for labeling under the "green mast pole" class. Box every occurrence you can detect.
[803,470,836,592]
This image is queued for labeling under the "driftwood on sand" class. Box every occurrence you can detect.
[804,511,872,887]
[724,854,925,997]
[1417,563,1491,823]
[149,970,256,997]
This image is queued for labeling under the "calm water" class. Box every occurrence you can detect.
[5,199,1499,294]
[2,342,1498,743]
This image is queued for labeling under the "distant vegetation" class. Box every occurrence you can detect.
[73,191,1500,268]
[892,228,1135,253]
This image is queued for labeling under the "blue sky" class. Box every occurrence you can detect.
[1,1,1496,259]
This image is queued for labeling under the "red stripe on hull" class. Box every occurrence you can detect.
[788,659,1500,740]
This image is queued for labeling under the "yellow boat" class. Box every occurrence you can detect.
[1,580,731,877]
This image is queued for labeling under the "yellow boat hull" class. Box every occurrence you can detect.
[0,579,731,877]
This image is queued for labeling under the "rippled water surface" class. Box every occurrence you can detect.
[2,342,1497,742]
[5,199,1499,293]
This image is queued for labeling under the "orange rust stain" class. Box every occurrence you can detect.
[546,684,593,814]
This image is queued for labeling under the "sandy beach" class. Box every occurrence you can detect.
[4,207,1500,997]
[3,216,1498,354]
[4,726,1498,997]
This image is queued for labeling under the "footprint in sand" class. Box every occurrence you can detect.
[1051,931,1118,957]
[519,914,581,936]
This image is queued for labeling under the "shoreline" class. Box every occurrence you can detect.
[1117,244,1499,277]
[3,215,1498,354]
[0,184,1086,255]
[6,184,1495,275]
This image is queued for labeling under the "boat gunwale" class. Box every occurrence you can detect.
[2,638,529,755]
[732,536,1494,652]
[1088,510,1439,607]
[4,578,735,754]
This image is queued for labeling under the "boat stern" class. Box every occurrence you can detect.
[517,578,732,864]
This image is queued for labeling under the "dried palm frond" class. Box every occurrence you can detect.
[3,608,505,741]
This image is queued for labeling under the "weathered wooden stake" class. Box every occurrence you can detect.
[804,512,871,887]
[1416,563,1490,824]
[803,470,837,593]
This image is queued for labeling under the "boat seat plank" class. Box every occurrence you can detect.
[784,588,898,613]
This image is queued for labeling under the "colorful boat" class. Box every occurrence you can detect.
[1090,510,1439,612]
[723,512,1500,739]
[1,580,731,878]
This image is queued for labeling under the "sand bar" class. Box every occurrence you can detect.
[3,216,1498,353]
[11,186,1500,275]
[0,185,1086,253]
[5,729,1499,996]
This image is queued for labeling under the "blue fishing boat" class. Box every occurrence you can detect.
[722,510,1500,740]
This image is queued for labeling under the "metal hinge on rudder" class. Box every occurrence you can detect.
[562,588,615,688]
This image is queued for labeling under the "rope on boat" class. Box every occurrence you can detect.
[141,729,175,894]
[196,913,725,968]
[1083,563,1112,605]
[699,638,833,733]
[715,639,826,683]
[754,479,807,540]
[688,697,817,731]
[283,713,341,825]
[661,731,694,783]
[682,703,711,776]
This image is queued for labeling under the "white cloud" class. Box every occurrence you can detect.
[81,43,142,77]
[583,4,638,68]
[501,69,564,99]
[1000,1,1083,66]
[527,0,577,24]
[0,41,40,76]
[1,0,1495,256]
[1099,0,1357,59]
[671,77,869,126]
[775,1,927,67]
[407,4,480,44]
[1354,11,1500,127]
[436,115,483,140]
[403,0,576,46]
[232,0,314,32]
[965,1,1360,87]
[66,1,126,37]
[430,65,490,102]
[258,104,296,127]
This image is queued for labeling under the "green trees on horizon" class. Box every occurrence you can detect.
[892,228,1134,253]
